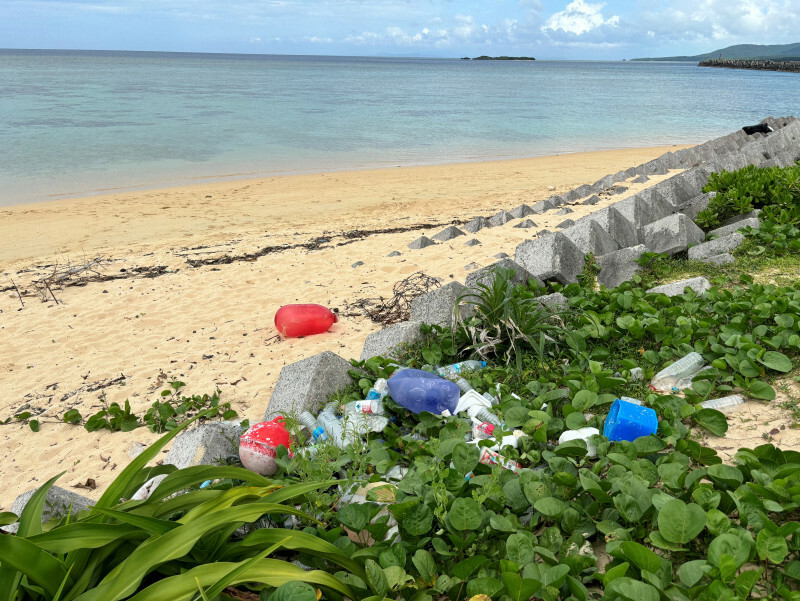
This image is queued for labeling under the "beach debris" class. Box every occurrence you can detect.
[603,398,658,442]
[239,416,292,476]
[650,352,706,393]
[410,281,466,328]
[488,210,514,227]
[513,219,537,229]
[596,244,649,289]
[361,320,424,361]
[463,216,491,233]
[351,260,364,268]
[432,225,466,241]
[344,271,440,325]
[407,235,436,249]
[274,304,338,338]
[699,394,745,413]
[515,232,585,285]
[464,238,481,246]
[559,427,601,457]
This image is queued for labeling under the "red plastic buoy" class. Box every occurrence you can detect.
[274,303,338,338]
[239,416,292,476]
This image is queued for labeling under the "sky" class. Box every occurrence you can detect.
[3,0,800,60]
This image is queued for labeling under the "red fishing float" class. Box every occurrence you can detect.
[239,416,292,476]
[274,303,338,337]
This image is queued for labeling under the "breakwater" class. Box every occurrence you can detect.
[699,59,800,73]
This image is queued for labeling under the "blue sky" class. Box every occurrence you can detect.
[3,0,800,59]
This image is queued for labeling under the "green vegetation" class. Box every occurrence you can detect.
[5,162,800,600]
[631,42,800,62]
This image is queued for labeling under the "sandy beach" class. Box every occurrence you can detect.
[8,144,785,510]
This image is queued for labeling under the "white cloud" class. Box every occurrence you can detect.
[542,0,619,35]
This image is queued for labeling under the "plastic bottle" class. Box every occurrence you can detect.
[387,369,460,415]
[435,360,487,377]
[274,304,338,338]
[316,411,360,449]
[298,411,322,436]
[472,422,496,440]
[650,352,706,392]
[699,394,745,413]
[344,378,388,415]
[456,389,503,426]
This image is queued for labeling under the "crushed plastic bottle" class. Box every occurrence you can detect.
[455,389,503,426]
[387,369,460,415]
[463,444,521,480]
[699,394,745,413]
[472,422,496,440]
[435,360,487,376]
[298,411,327,441]
[651,352,706,392]
[315,411,361,449]
[344,378,389,415]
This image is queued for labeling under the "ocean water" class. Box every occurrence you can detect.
[2,49,799,206]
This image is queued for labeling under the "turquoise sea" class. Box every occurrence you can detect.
[1,49,799,206]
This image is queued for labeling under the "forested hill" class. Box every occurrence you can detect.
[632,42,800,62]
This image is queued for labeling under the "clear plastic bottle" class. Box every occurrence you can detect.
[435,360,487,377]
[316,411,361,449]
[651,352,706,392]
[699,394,745,413]
[344,378,389,415]
[298,411,326,441]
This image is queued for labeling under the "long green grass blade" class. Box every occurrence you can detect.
[89,508,177,535]
[17,472,65,538]
[179,486,281,524]
[198,538,287,600]
[94,409,216,511]
[0,514,17,528]
[145,490,221,519]
[0,535,71,597]
[126,559,354,601]
[73,503,318,601]
[261,479,337,505]
[231,528,366,578]
[146,466,273,503]
[27,523,143,553]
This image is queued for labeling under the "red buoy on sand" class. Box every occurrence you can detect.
[239,417,292,476]
[274,303,338,337]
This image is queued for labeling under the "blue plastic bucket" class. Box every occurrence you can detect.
[603,398,658,442]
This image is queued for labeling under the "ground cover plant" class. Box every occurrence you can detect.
[5,161,800,600]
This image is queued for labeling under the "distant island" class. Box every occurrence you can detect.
[461,56,535,61]
[631,42,800,62]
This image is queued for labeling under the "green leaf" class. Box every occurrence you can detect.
[0,535,71,597]
[506,532,535,565]
[534,497,564,518]
[452,555,488,580]
[694,409,728,437]
[658,499,707,544]
[29,420,40,432]
[572,390,598,412]
[735,569,762,598]
[466,577,502,599]
[678,560,709,587]
[618,541,663,574]
[718,553,737,584]
[268,581,317,601]
[452,442,480,476]
[759,350,793,373]
[633,435,665,455]
[501,573,541,601]
[338,503,371,533]
[749,380,777,400]
[706,464,744,488]
[606,577,660,601]
[403,503,433,536]
[602,562,629,587]
[365,559,389,598]
[756,529,789,564]
[412,549,436,584]
[448,497,482,531]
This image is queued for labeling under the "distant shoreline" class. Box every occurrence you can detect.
[462,55,535,61]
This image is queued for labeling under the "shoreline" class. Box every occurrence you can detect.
[2,142,703,209]
[0,143,689,510]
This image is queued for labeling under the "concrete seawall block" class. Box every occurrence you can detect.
[3,486,94,533]
[515,232,585,285]
[647,277,711,297]
[432,226,466,241]
[410,281,466,327]
[464,216,491,233]
[360,321,423,361]
[266,351,355,419]
[597,244,649,289]
[641,213,705,255]
[688,233,745,260]
[708,217,760,238]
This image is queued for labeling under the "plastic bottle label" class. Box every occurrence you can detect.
[477,447,520,473]
[312,426,328,441]
[355,401,373,414]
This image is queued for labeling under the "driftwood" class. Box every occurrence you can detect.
[343,271,441,325]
